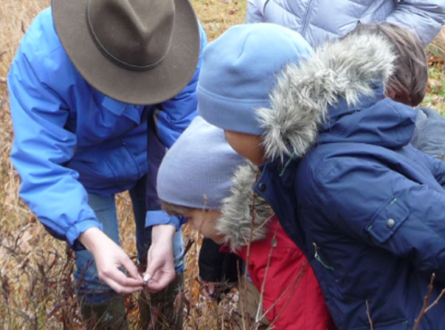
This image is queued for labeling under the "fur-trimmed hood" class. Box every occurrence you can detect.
[215,162,273,251]
[213,30,416,252]
[256,29,397,160]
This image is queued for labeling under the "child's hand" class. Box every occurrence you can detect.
[200,281,216,299]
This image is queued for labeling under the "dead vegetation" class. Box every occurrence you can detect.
[0,0,247,329]
[1,1,444,329]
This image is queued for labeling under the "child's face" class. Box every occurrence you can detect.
[224,130,265,165]
[182,209,225,243]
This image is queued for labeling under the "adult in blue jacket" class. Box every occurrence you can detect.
[246,0,445,47]
[7,0,206,328]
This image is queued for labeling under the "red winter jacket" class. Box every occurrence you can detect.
[216,163,337,329]
[235,216,336,329]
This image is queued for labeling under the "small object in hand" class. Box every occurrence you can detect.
[143,273,151,285]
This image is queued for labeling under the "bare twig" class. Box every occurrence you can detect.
[413,273,436,330]
[266,263,307,330]
[178,237,195,263]
[366,300,374,330]
[255,223,278,323]
[424,288,445,313]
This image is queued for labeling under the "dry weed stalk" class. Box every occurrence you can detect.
[365,273,445,330]
[1,0,246,328]
[365,300,374,330]
[412,273,445,330]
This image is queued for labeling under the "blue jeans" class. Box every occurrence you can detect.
[74,177,185,304]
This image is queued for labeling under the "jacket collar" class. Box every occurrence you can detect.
[255,30,397,160]
[216,162,273,251]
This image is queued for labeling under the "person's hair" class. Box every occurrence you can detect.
[346,23,427,106]
[160,200,197,216]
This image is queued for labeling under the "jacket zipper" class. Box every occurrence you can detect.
[313,242,335,270]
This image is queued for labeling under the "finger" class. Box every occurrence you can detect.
[106,278,144,295]
[200,287,212,299]
[101,269,144,293]
[120,255,144,282]
[144,257,163,283]
[142,273,151,286]
[146,280,168,293]
[208,283,215,295]
[146,273,175,293]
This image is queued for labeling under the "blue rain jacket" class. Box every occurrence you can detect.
[8,8,206,248]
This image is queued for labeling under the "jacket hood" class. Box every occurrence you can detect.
[216,162,273,251]
[256,29,399,160]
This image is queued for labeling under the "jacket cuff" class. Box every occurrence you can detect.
[145,210,183,230]
[66,220,103,251]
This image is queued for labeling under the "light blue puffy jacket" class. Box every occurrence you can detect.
[246,0,445,47]
[8,8,206,248]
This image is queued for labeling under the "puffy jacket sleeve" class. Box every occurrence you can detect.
[308,157,445,280]
[155,22,207,149]
[246,0,266,23]
[8,40,101,249]
[417,149,445,189]
[411,107,445,159]
[385,0,445,46]
[145,23,207,229]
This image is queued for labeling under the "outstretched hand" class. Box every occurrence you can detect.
[200,281,216,299]
[79,227,144,294]
[144,224,177,292]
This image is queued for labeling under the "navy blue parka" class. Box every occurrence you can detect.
[253,30,445,329]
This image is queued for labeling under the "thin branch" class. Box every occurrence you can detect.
[265,262,307,330]
[366,300,374,330]
[424,287,445,313]
[413,273,436,330]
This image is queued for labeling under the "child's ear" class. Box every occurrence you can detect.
[385,87,397,100]
[385,86,414,106]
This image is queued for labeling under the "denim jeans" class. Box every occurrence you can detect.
[74,176,184,304]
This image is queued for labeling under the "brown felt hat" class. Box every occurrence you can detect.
[52,0,200,105]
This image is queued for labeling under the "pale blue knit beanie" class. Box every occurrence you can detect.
[157,116,245,210]
[198,23,313,135]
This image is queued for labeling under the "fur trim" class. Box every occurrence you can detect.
[256,31,397,160]
[216,162,273,251]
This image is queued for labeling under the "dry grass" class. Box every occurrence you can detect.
[0,1,246,329]
[1,1,445,329]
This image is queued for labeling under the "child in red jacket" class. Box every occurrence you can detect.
[216,162,335,329]
[157,114,336,329]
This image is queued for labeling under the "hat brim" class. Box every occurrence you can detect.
[52,0,200,105]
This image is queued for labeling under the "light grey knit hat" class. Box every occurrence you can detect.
[157,116,245,210]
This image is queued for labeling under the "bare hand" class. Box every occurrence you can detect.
[200,281,216,299]
[79,227,144,294]
[144,224,176,292]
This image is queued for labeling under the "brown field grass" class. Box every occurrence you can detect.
[1,1,444,329]
[0,1,246,329]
